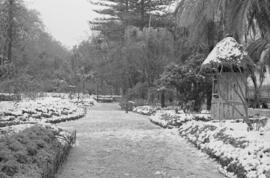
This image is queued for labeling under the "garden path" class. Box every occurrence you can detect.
[56,103,224,178]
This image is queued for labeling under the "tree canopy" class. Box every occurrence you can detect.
[0,0,72,93]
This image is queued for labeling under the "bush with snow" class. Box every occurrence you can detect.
[179,121,270,178]
[0,97,87,127]
[149,110,193,128]
[147,109,270,178]
[149,110,211,128]
[133,106,157,115]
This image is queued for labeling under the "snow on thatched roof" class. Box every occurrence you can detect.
[201,37,254,72]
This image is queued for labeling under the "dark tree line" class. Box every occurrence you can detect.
[0,0,74,93]
[1,0,269,110]
[72,0,270,109]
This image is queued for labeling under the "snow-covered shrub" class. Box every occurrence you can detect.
[201,110,210,114]
[0,97,87,127]
[193,113,212,122]
[149,110,193,128]
[147,108,269,178]
[133,106,157,115]
[179,121,270,178]
[148,110,211,128]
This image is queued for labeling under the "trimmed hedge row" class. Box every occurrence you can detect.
[147,112,270,178]
[0,110,86,128]
[0,125,76,178]
[0,94,21,101]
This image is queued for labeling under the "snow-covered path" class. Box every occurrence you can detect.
[56,103,224,178]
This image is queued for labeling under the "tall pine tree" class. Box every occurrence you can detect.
[89,0,176,38]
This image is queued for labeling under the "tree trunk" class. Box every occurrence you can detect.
[125,0,128,12]
[161,90,165,108]
[206,90,212,110]
[7,0,14,64]
[140,0,145,30]
[251,73,260,108]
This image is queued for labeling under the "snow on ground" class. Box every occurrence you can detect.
[57,103,224,178]
[180,121,270,178]
[148,109,211,128]
[0,94,92,127]
[134,107,270,178]
[133,105,157,115]
[149,110,193,128]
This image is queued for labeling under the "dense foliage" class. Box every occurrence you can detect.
[159,53,212,111]
[175,0,270,107]
[0,0,270,110]
[0,125,73,177]
[0,0,73,93]
[73,0,178,97]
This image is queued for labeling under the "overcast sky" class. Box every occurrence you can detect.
[25,0,97,49]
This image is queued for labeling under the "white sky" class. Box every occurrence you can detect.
[25,0,97,49]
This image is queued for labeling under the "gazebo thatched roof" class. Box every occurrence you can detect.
[201,37,254,73]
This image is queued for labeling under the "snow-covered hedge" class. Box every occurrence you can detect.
[148,110,270,178]
[0,124,76,178]
[0,97,87,127]
[0,94,21,101]
[149,110,193,128]
[179,121,270,178]
[133,106,157,115]
[149,110,211,128]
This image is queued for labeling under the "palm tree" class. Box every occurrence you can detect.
[175,0,270,42]
[175,0,270,107]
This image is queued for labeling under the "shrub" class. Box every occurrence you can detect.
[15,151,29,164]
[0,125,73,177]
[1,160,18,176]
[7,139,24,152]
[0,172,9,178]
[0,149,13,163]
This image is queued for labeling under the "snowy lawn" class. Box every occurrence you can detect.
[146,109,270,178]
[0,96,90,127]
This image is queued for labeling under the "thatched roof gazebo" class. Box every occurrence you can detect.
[201,37,254,73]
[201,37,254,121]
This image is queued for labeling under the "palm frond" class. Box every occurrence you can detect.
[247,38,268,64]
[250,0,270,40]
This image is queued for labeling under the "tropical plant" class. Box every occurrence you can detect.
[175,0,270,43]
[175,0,270,107]
[159,52,212,111]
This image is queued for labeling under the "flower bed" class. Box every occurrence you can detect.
[0,94,21,101]
[0,97,86,127]
[0,124,76,178]
[149,110,211,128]
[179,121,270,178]
[149,110,193,128]
[133,106,157,115]
[147,109,270,178]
